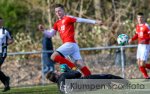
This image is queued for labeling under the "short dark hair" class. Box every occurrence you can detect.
[137,12,144,16]
[54,4,64,10]
[46,71,58,83]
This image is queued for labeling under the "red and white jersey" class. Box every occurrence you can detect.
[52,15,96,43]
[131,23,150,44]
[53,16,77,43]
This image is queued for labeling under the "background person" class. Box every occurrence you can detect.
[0,17,13,92]
[42,35,55,77]
[128,12,150,79]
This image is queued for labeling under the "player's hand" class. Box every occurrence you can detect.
[38,24,45,32]
[95,20,103,26]
[128,39,132,44]
[7,39,14,45]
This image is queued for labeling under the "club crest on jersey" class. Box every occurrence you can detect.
[140,27,144,31]
[61,25,65,31]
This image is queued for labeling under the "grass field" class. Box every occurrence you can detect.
[0,84,59,94]
[0,79,150,94]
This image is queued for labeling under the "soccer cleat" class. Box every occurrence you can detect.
[2,86,10,92]
[71,67,77,71]
[2,76,10,92]
[145,77,150,79]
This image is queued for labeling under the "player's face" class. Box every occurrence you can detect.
[55,7,65,19]
[137,15,144,24]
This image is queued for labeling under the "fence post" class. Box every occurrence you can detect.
[41,52,45,85]
[120,47,125,78]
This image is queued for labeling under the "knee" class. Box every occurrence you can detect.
[51,53,57,61]
[137,60,141,66]
[141,62,146,67]
[51,54,55,61]
[139,61,146,67]
[137,62,140,66]
[75,60,85,68]
[51,52,60,61]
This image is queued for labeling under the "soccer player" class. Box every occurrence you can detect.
[0,17,13,92]
[47,64,127,93]
[38,4,102,77]
[128,12,150,79]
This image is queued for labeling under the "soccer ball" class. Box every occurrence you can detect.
[117,34,129,46]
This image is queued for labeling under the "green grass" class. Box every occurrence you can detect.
[0,84,59,94]
[0,79,150,94]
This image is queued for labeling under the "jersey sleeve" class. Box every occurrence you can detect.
[131,33,138,41]
[53,22,58,31]
[67,15,96,24]
[67,16,77,23]
[43,29,56,38]
[144,23,150,41]
[6,30,13,39]
[131,26,138,41]
[76,17,96,24]
[145,23,150,33]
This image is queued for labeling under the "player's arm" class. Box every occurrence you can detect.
[128,33,138,44]
[6,31,14,45]
[144,24,150,41]
[38,24,56,38]
[7,38,13,45]
[76,17,103,25]
[68,16,102,25]
[143,31,150,42]
[43,29,56,38]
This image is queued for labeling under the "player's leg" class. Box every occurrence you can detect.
[145,45,150,69]
[137,44,149,78]
[139,60,149,78]
[145,63,150,69]
[138,59,149,78]
[75,60,91,77]
[0,57,10,92]
[0,71,10,92]
[51,43,77,70]
[71,44,91,77]
[51,51,76,69]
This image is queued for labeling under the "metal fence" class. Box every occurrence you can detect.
[3,45,141,87]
